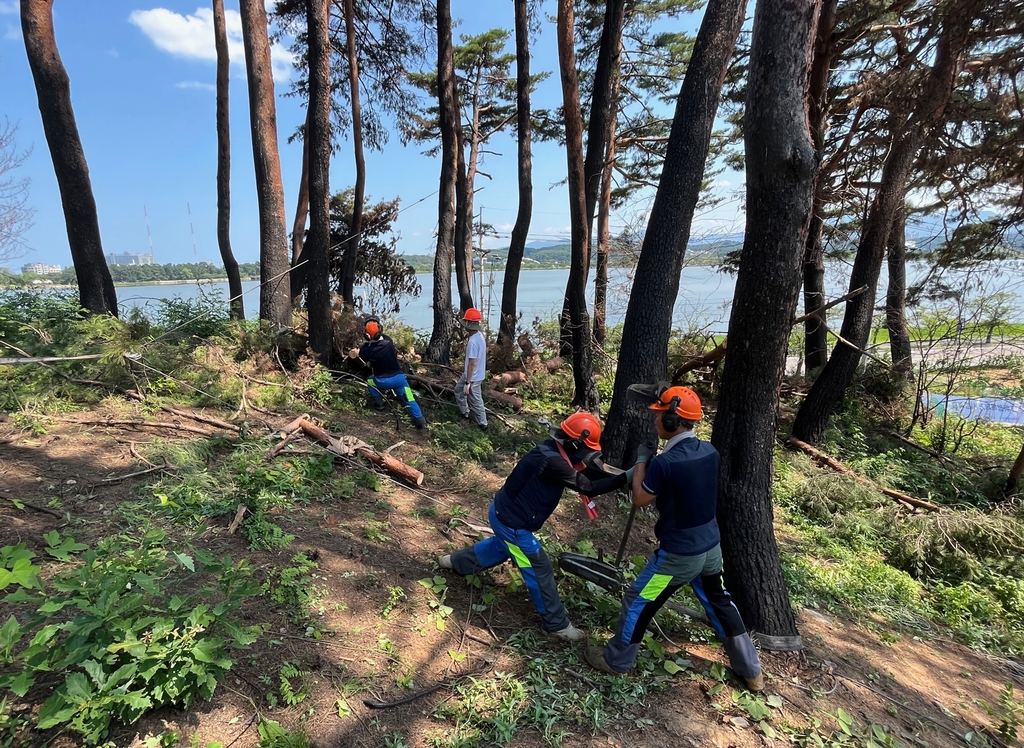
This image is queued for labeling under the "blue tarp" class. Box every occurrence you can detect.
[931,395,1024,426]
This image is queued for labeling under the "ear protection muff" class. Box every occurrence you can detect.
[564,428,591,454]
[661,395,682,432]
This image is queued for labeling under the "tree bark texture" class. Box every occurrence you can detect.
[497,0,533,355]
[306,0,332,365]
[1005,442,1024,498]
[801,0,837,373]
[21,0,117,317]
[593,102,618,345]
[601,0,747,465]
[290,114,310,305]
[213,0,243,320]
[426,0,459,365]
[340,0,364,307]
[710,0,818,643]
[791,6,973,445]
[454,129,475,312]
[239,0,291,329]
[885,202,913,378]
[583,0,625,240]
[556,0,599,410]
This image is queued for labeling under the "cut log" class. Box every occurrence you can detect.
[406,374,522,411]
[787,436,941,512]
[543,356,562,373]
[296,418,425,487]
[491,370,528,387]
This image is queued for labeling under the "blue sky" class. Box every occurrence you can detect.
[0,0,740,270]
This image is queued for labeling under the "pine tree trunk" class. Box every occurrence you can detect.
[1004,442,1024,498]
[305,0,332,365]
[792,7,972,445]
[583,0,625,238]
[21,0,117,317]
[212,0,243,320]
[593,110,617,345]
[340,0,364,307]
[238,0,291,330]
[601,0,747,464]
[710,0,817,643]
[556,0,598,410]
[426,0,459,365]
[801,0,837,373]
[290,114,310,306]
[886,203,913,378]
[497,0,533,357]
[454,129,475,312]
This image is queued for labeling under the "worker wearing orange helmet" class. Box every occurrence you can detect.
[349,316,427,430]
[455,308,488,431]
[439,412,633,641]
[585,386,764,691]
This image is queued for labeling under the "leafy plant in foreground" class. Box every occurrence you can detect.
[0,529,261,744]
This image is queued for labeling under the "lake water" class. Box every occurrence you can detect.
[114,259,1024,335]
[116,265,828,334]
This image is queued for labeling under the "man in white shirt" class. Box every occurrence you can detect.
[455,307,488,431]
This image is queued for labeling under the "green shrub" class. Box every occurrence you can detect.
[0,529,260,744]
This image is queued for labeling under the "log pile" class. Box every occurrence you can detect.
[406,373,523,412]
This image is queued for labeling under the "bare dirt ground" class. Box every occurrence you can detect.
[1,406,1021,748]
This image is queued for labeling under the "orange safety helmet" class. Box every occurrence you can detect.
[364,316,382,340]
[649,386,702,421]
[554,412,603,451]
[463,308,483,323]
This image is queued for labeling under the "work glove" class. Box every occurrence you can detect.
[635,440,657,464]
[623,466,636,483]
[463,382,471,397]
[348,348,360,359]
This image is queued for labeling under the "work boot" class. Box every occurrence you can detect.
[413,416,428,430]
[437,555,453,570]
[478,423,489,432]
[584,645,620,675]
[369,399,385,411]
[743,672,765,692]
[547,624,584,642]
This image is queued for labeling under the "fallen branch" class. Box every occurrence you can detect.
[160,406,239,433]
[491,370,528,387]
[787,436,941,512]
[99,463,172,483]
[2,496,63,519]
[45,417,219,439]
[227,504,248,534]
[672,340,727,382]
[791,286,868,326]
[406,374,522,411]
[296,418,425,487]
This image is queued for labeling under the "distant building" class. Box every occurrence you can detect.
[107,252,156,266]
[21,262,62,275]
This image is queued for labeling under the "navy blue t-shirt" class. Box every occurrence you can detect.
[359,335,402,378]
[640,435,721,556]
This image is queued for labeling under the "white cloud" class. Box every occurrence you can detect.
[176,80,216,92]
[0,2,18,15]
[3,22,19,40]
[129,6,294,82]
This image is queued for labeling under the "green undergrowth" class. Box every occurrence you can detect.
[775,450,1024,655]
[0,528,262,744]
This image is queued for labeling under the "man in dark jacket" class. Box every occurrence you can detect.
[439,412,633,640]
[349,317,427,429]
[584,386,764,691]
